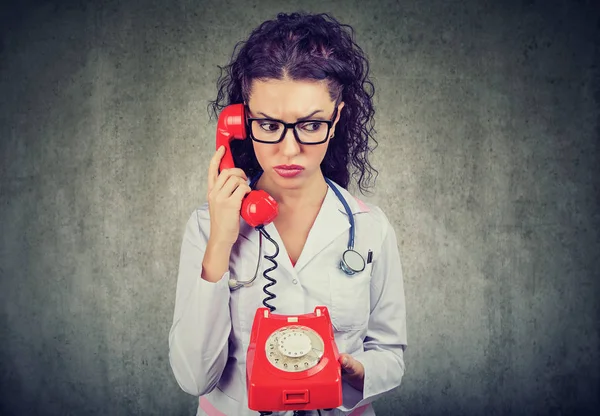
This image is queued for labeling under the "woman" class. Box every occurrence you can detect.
[169,12,407,416]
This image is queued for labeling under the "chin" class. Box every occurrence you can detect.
[268,169,307,187]
[274,175,304,188]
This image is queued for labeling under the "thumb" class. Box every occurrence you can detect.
[339,354,356,374]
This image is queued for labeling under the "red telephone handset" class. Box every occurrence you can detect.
[216,104,278,228]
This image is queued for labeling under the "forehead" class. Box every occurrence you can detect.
[247,78,334,117]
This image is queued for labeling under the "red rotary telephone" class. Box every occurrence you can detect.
[246,307,343,412]
[216,104,278,228]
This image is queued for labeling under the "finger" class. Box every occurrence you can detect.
[340,355,357,374]
[339,353,350,365]
[210,145,225,172]
[231,183,252,201]
[227,167,248,181]
[219,176,248,199]
[208,146,226,191]
[213,168,248,193]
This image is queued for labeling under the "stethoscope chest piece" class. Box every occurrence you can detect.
[339,249,366,276]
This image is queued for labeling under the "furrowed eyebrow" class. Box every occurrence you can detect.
[256,109,325,121]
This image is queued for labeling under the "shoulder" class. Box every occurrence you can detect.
[360,200,392,228]
[194,202,210,220]
[342,187,393,231]
[181,202,211,236]
[356,200,396,246]
[335,186,397,254]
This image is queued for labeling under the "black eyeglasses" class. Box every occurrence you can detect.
[245,106,338,145]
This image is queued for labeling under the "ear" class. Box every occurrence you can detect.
[331,101,345,138]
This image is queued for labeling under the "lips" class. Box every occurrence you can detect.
[274,165,304,170]
[274,165,304,178]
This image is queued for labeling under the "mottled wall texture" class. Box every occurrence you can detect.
[1,0,598,415]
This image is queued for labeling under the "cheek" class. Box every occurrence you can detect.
[252,142,274,166]
[312,145,330,164]
[300,145,329,169]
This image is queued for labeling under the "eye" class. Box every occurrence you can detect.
[259,121,282,132]
[298,122,325,132]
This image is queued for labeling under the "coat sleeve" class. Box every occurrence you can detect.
[168,208,232,396]
[340,208,408,411]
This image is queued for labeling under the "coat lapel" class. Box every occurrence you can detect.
[294,181,369,274]
[292,186,348,274]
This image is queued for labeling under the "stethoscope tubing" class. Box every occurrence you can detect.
[229,231,263,291]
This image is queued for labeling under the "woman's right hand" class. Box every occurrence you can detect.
[206,145,252,247]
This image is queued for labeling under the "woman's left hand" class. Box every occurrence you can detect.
[339,353,365,392]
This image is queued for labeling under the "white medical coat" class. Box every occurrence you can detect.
[169,180,407,416]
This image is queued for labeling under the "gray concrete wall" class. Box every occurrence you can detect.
[1,0,598,415]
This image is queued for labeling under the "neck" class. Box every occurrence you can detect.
[256,171,328,209]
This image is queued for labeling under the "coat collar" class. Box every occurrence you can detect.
[237,179,369,275]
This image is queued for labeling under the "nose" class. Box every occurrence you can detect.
[280,127,301,157]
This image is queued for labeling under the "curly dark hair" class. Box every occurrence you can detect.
[208,12,378,194]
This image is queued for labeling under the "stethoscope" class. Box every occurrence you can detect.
[229,174,366,291]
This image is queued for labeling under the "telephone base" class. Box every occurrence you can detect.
[246,306,342,411]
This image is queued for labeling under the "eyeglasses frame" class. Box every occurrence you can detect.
[245,105,339,145]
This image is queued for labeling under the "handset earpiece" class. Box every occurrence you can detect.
[216,104,246,172]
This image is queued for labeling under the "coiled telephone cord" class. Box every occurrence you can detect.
[256,226,279,312]
[254,228,324,416]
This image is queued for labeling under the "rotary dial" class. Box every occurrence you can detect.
[265,326,325,372]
